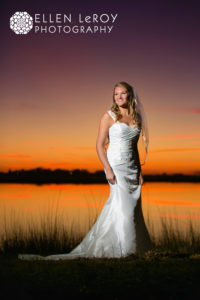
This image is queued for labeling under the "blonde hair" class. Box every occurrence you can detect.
[111,81,141,127]
[104,81,142,150]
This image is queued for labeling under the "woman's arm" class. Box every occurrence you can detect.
[96,112,116,184]
[139,171,144,185]
[138,156,144,185]
[136,145,144,185]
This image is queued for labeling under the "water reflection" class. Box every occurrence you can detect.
[0,183,199,241]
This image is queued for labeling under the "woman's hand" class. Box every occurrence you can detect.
[106,169,117,185]
[139,173,144,185]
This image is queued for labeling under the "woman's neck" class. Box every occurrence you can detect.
[119,106,129,116]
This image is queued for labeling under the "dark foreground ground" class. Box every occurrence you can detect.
[1,253,200,299]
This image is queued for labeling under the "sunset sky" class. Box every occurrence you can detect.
[1,0,200,175]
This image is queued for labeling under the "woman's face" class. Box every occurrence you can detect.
[114,86,128,107]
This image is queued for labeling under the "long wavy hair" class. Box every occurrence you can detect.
[104,82,142,150]
[111,81,141,127]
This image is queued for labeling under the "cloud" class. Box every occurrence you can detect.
[16,102,41,110]
[0,154,31,158]
[25,140,62,145]
[182,108,200,114]
[152,134,200,140]
[151,108,200,114]
[150,147,200,153]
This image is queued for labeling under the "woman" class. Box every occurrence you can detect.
[18,81,152,261]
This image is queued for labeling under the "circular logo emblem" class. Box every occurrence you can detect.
[10,12,33,34]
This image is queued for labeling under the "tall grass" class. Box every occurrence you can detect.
[1,197,200,256]
[145,210,200,255]
[0,197,101,255]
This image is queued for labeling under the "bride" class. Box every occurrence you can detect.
[18,81,153,261]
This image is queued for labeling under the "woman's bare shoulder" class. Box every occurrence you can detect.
[101,111,112,120]
[99,111,113,126]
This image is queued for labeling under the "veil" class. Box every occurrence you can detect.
[133,87,149,166]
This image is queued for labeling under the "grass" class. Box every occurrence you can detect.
[1,199,200,298]
[144,211,200,256]
[0,197,200,257]
[0,197,101,256]
[1,252,200,299]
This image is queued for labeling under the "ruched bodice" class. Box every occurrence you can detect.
[106,110,141,169]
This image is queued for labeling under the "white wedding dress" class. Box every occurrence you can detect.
[18,109,152,261]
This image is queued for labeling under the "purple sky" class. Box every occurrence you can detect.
[1,0,200,174]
